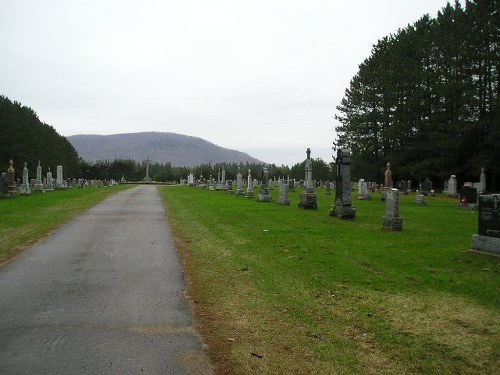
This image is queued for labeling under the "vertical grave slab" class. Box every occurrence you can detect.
[7,159,16,197]
[258,167,271,202]
[277,178,290,206]
[330,149,356,219]
[20,162,31,195]
[236,167,244,195]
[245,169,254,198]
[471,194,500,255]
[383,188,403,231]
[299,148,317,209]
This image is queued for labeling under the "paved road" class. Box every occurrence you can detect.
[0,185,212,375]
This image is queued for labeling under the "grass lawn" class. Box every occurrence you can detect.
[160,186,499,375]
[0,184,133,265]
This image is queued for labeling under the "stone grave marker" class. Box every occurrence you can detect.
[0,172,8,198]
[35,161,44,192]
[479,167,486,194]
[7,159,16,197]
[236,167,244,195]
[46,167,54,191]
[383,188,403,231]
[258,167,271,202]
[20,162,31,195]
[471,194,500,255]
[245,169,254,198]
[447,175,458,197]
[330,148,356,219]
[415,192,427,206]
[299,148,317,209]
[419,179,432,196]
[459,185,478,210]
[277,178,290,206]
[56,165,64,188]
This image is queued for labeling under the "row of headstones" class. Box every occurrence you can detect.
[1,160,119,198]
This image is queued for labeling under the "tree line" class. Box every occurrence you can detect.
[335,0,499,188]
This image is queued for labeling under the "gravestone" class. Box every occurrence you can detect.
[471,194,500,255]
[358,179,372,200]
[258,167,271,202]
[415,192,427,206]
[384,162,393,188]
[20,162,31,195]
[325,180,332,195]
[236,167,244,195]
[447,175,458,198]
[245,169,254,198]
[419,179,432,196]
[299,148,317,209]
[221,166,226,190]
[396,180,408,195]
[35,161,44,192]
[479,167,486,194]
[56,165,64,188]
[383,188,403,231]
[0,173,8,198]
[277,178,290,206]
[459,185,478,210]
[7,159,16,197]
[46,167,54,191]
[330,148,356,219]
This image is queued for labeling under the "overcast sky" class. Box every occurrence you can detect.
[1,0,458,166]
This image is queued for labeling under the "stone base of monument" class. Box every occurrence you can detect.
[245,191,254,198]
[236,189,244,195]
[330,204,356,219]
[298,192,317,209]
[258,193,271,202]
[471,235,500,256]
[277,197,290,206]
[383,216,403,231]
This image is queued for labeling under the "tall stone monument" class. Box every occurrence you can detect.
[330,149,356,219]
[384,162,393,188]
[258,167,271,202]
[46,167,54,191]
[299,148,317,209]
[447,175,458,197]
[245,169,254,198]
[7,159,16,197]
[35,161,44,192]
[20,162,31,195]
[56,165,64,188]
[471,194,500,255]
[277,178,290,206]
[479,167,486,194]
[383,188,403,231]
[236,166,244,195]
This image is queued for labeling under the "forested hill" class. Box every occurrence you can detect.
[67,132,264,166]
[335,0,499,187]
[0,96,80,176]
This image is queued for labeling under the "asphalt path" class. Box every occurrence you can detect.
[0,185,212,374]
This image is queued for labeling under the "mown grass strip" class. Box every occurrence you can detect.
[161,186,499,375]
[0,184,133,265]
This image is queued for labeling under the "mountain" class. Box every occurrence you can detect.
[67,132,264,166]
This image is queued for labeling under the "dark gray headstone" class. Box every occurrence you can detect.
[471,194,500,255]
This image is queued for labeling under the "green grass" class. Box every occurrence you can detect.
[160,186,500,375]
[0,184,133,264]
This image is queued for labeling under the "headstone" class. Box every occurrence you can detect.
[56,165,64,188]
[0,172,8,198]
[236,167,244,195]
[46,167,54,191]
[396,180,408,195]
[415,192,427,206]
[384,162,393,188]
[459,185,478,210]
[299,148,317,209]
[479,167,486,194]
[245,169,254,198]
[7,159,16,197]
[325,180,332,195]
[35,161,44,192]
[419,179,432,196]
[20,162,31,195]
[358,179,372,200]
[407,180,411,194]
[277,178,290,206]
[471,194,500,255]
[383,188,403,231]
[447,175,458,197]
[221,166,226,188]
[258,167,271,202]
[330,149,356,219]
